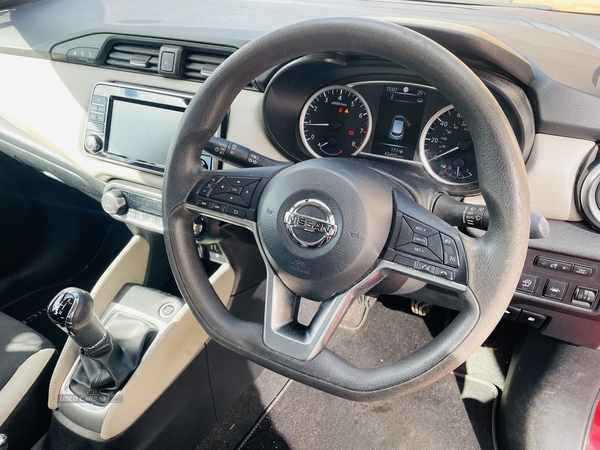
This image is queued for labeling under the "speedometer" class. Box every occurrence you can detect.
[419,105,477,185]
[299,86,371,158]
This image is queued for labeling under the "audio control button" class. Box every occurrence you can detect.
[84,135,103,153]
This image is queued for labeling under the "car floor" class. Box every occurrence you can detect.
[199,299,519,450]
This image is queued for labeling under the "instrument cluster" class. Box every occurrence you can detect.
[263,54,534,195]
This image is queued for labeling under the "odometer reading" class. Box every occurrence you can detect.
[419,105,477,185]
[300,86,371,157]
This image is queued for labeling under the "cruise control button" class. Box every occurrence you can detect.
[516,273,538,294]
[397,243,439,262]
[427,233,444,261]
[412,234,428,246]
[395,219,413,247]
[417,262,436,275]
[441,234,455,247]
[405,217,438,237]
[444,253,459,268]
[434,267,454,281]
[543,279,568,301]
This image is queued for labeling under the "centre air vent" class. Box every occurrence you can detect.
[182,49,230,81]
[105,43,160,74]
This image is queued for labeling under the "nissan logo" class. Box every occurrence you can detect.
[283,199,338,248]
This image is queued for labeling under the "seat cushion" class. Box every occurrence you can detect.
[0,311,56,450]
[0,311,54,390]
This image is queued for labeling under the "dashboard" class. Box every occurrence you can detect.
[1,0,600,350]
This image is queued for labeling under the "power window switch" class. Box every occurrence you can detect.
[516,310,547,328]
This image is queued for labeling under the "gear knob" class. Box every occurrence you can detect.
[48,288,106,349]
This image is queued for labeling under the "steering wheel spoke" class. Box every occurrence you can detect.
[381,190,469,291]
[185,165,287,222]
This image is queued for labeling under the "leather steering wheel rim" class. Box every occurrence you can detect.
[163,17,530,401]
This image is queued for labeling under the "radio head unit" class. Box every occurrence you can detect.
[84,82,214,174]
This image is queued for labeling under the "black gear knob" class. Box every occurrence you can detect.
[48,288,106,349]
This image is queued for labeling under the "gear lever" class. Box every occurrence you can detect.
[48,288,157,406]
[48,288,106,349]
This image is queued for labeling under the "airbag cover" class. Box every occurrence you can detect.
[257,158,393,301]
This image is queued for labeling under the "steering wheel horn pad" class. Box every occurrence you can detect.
[163,18,530,401]
[257,158,393,301]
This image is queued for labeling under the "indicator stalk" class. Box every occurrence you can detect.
[203,137,287,168]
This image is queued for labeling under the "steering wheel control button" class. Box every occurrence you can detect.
[516,273,539,294]
[572,287,598,307]
[226,207,246,219]
[535,257,572,273]
[503,306,521,321]
[159,302,177,318]
[543,279,568,301]
[227,177,258,187]
[405,217,438,237]
[427,234,444,260]
[516,310,547,328]
[240,181,259,205]
[393,255,417,269]
[573,265,594,277]
[417,262,436,275]
[397,243,439,262]
[434,267,454,281]
[209,203,226,213]
[412,234,428,246]
[395,219,413,247]
[211,179,231,196]
[444,253,460,268]
[227,186,242,195]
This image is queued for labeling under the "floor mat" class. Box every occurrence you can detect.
[1,223,132,350]
[199,300,499,450]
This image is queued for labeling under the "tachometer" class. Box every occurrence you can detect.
[419,105,477,185]
[300,85,371,158]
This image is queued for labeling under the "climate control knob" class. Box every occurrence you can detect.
[101,190,127,215]
[84,134,103,153]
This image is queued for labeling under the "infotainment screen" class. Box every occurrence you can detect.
[106,100,184,167]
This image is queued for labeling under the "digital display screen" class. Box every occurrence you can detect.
[107,100,184,167]
[370,84,428,160]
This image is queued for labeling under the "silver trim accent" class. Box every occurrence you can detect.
[581,163,600,229]
[102,181,163,234]
[418,105,478,186]
[299,85,372,158]
[186,203,466,361]
[283,199,338,248]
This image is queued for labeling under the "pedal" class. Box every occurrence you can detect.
[411,300,432,317]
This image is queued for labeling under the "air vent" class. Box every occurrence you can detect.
[183,50,230,81]
[105,43,160,74]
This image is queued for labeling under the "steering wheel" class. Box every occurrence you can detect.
[163,18,529,401]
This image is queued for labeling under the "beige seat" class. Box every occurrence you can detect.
[0,311,56,450]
